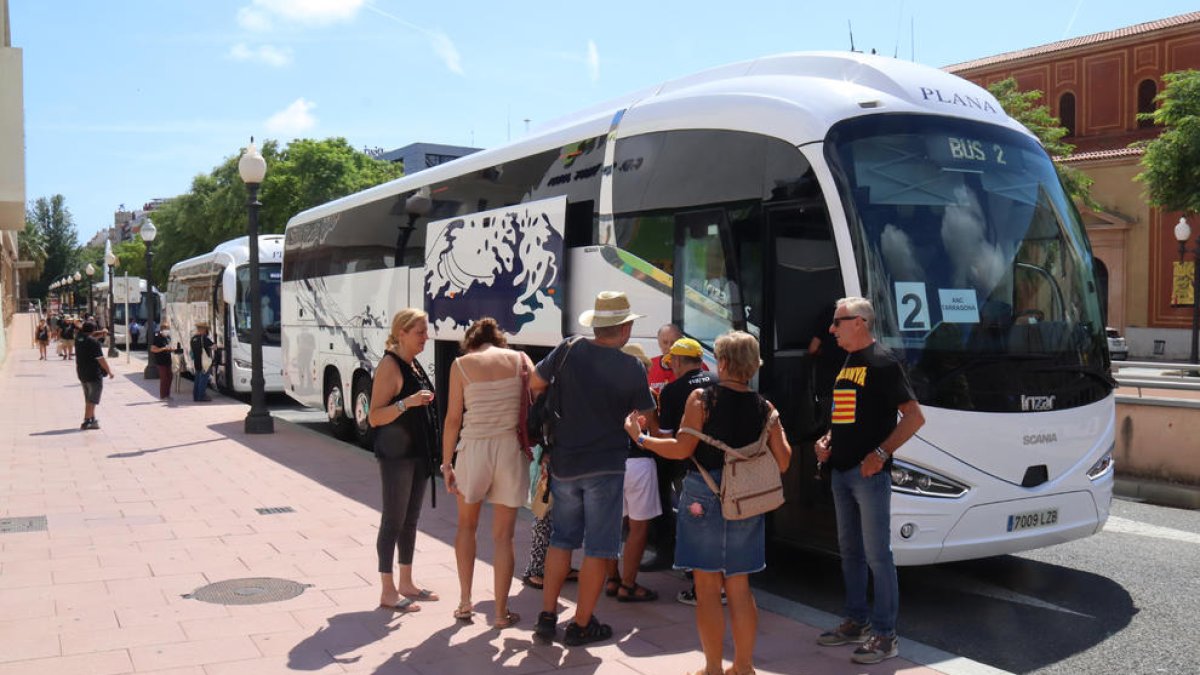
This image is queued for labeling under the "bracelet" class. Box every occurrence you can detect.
[637,433,648,447]
[395,399,407,414]
[440,463,453,472]
[874,447,889,461]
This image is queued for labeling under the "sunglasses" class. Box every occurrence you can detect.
[831,315,862,326]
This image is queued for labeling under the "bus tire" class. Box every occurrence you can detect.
[352,373,373,449]
[325,373,355,442]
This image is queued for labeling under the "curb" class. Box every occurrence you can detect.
[1114,477,1200,510]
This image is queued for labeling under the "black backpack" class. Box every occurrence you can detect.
[527,336,582,449]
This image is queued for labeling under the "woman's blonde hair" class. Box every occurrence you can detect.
[621,343,652,370]
[385,308,428,352]
[714,330,760,382]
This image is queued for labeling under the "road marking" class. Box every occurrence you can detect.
[937,572,1093,618]
[1103,516,1200,545]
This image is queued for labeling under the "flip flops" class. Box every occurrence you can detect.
[378,597,420,613]
[453,603,474,621]
[492,610,521,629]
[402,588,439,601]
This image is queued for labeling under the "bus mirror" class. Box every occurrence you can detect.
[405,186,432,216]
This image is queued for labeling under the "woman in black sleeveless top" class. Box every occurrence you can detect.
[367,308,440,612]
[624,331,791,675]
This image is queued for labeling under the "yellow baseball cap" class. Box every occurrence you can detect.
[663,337,703,366]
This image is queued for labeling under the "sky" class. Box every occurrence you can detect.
[10,0,1200,245]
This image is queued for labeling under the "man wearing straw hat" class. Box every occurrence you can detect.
[531,291,656,646]
[190,320,215,402]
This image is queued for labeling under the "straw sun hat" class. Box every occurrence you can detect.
[578,291,643,328]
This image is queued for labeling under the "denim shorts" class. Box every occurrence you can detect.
[548,472,624,559]
[674,468,766,576]
[81,379,103,405]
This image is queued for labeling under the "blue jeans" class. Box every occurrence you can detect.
[830,466,898,637]
[193,371,210,401]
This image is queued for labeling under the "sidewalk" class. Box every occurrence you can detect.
[0,330,955,675]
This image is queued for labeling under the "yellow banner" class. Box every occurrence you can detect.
[1172,260,1195,306]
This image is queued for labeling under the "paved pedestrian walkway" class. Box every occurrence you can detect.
[0,316,960,675]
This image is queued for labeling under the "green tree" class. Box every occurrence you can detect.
[111,239,147,278]
[1134,70,1200,214]
[18,220,48,295]
[149,137,403,280]
[987,78,1097,208]
[27,195,80,296]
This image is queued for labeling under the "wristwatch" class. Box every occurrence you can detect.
[395,398,407,414]
[874,447,889,461]
[637,433,649,447]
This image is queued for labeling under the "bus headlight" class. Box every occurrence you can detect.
[234,358,252,369]
[1086,449,1114,481]
[890,460,969,498]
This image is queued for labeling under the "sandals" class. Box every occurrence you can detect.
[522,574,544,590]
[492,610,520,629]
[453,603,474,621]
[562,616,613,646]
[565,567,580,582]
[616,582,658,603]
[402,588,439,601]
[603,576,622,597]
[377,597,420,613]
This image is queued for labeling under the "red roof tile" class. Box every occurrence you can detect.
[945,12,1200,72]
[1055,147,1145,163]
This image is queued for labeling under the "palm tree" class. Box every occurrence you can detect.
[18,220,49,297]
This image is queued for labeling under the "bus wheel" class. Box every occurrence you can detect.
[352,374,373,449]
[325,377,355,441]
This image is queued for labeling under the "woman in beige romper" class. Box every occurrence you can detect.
[441,318,534,628]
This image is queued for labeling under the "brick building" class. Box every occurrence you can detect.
[946,11,1200,359]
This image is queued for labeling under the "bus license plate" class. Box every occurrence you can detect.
[1007,508,1058,532]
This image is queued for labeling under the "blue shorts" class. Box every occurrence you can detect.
[674,468,766,576]
[548,472,624,559]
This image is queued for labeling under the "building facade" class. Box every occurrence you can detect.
[946,11,1200,359]
[379,142,480,175]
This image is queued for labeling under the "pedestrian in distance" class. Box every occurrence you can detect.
[367,308,441,614]
[129,318,140,350]
[624,330,791,675]
[149,321,176,401]
[814,297,924,665]
[75,321,114,430]
[440,317,534,628]
[190,321,215,402]
[530,290,657,647]
[60,316,77,360]
[35,319,50,360]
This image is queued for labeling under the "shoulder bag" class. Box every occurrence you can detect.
[527,336,582,449]
[679,408,784,520]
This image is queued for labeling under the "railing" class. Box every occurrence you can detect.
[1111,360,1200,394]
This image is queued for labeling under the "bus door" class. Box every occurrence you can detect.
[761,200,844,550]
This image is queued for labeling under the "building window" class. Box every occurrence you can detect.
[1058,92,1076,137]
[1137,79,1157,128]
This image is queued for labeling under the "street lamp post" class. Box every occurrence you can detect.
[1174,216,1200,370]
[85,263,95,318]
[141,219,159,379]
[105,251,119,357]
[73,271,82,314]
[239,138,274,434]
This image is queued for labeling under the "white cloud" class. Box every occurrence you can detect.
[265,98,318,135]
[229,43,293,67]
[587,39,600,83]
[428,31,463,76]
[240,0,363,28]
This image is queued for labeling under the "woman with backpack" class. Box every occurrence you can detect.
[623,330,791,675]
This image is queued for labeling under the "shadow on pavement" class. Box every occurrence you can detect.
[29,427,84,436]
[107,437,224,459]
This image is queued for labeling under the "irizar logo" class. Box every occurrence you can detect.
[1021,395,1056,412]
[1023,432,1058,446]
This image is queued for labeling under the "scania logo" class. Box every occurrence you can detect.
[1023,433,1058,446]
[1021,395,1056,412]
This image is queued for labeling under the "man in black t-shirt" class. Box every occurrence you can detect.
[814,297,924,666]
[75,322,114,430]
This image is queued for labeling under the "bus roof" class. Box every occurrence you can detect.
[169,235,284,278]
[287,51,1026,228]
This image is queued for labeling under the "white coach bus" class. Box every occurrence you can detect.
[281,52,1115,565]
[166,235,284,393]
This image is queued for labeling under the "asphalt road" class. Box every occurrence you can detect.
[268,395,1198,675]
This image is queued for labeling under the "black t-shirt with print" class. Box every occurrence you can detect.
[151,333,172,366]
[657,368,719,435]
[74,334,105,382]
[827,341,915,471]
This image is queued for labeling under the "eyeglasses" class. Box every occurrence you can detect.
[831,315,862,326]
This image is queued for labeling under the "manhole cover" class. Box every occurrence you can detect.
[184,578,310,605]
[0,516,48,533]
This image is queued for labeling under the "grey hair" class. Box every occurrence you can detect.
[837,296,875,325]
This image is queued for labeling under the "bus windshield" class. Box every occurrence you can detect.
[827,114,1111,413]
[235,263,282,346]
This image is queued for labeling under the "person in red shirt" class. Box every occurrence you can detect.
[647,324,682,397]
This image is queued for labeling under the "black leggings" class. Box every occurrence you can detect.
[376,457,428,573]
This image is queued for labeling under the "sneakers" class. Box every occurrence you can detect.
[533,611,557,641]
[816,618,871,646]
[851,633,899,664]
[80,419,100,431]
[562,616,613,646]
[676,587,726,606]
